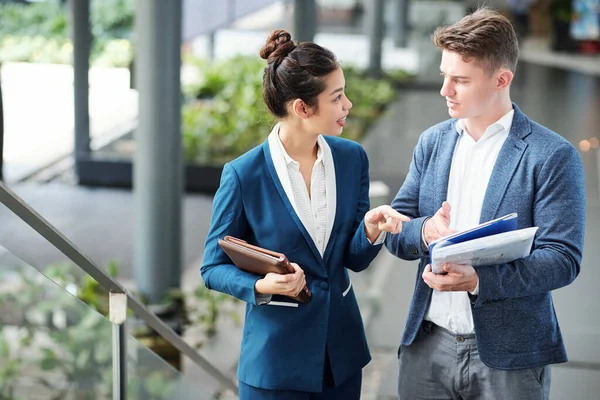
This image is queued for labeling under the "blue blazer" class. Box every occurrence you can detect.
[201,135,381,392]
[385,104,586,370]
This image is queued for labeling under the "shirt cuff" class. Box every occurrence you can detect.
[367,230,387,245]
[469,280,479,296]
[421,217,431,254]
[256,293,272,305]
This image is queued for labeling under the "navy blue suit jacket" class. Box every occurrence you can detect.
[201,135,381,391]
[385,104,586,370]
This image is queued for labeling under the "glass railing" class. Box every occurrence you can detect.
[0,246,214,400]
[0,181,238,399]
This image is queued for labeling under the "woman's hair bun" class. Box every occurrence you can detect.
[259,29,296,64]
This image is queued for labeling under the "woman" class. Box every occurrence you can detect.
[201,30,409,399]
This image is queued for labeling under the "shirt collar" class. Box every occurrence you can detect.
[455,109,515,137]
[271,123,325,166]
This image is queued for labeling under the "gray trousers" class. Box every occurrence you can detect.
[398,321,551,400]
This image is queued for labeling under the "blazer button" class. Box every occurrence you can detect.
[320,282,329,291]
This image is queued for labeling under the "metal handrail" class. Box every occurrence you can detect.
[0,181,238,396]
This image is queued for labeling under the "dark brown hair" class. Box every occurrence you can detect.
[259,29,339,118]
[432,8,519,74]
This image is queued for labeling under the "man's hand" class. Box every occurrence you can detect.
[422,263,478,292]
[255,263,306,297]
[423,201,455,245]
[364,205,411,242]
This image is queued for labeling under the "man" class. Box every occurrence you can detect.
[385,8,586,400]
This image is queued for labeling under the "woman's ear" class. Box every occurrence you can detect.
[292,99,313,119]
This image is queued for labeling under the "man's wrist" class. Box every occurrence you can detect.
[421,217,432,253]
[469,277,479,295]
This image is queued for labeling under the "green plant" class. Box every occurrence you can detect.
[0,330,24,399]
[0,260,238,398]
[181,56,411,163]
[0,0,67,40]
[190,285,241,338]
[91,0,134,41]
[0,0,135,67]
[0,264,113,399]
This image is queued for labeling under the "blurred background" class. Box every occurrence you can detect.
[0,0,597,398]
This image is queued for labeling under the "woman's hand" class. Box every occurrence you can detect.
[364,205,411,242]
[254,263,306,297]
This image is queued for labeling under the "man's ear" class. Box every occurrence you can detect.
[292,99,313,119]
[496,69,513,90]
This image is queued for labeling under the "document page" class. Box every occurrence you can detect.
[431,227,538,273]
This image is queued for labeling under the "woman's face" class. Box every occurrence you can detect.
[306,67,353,136]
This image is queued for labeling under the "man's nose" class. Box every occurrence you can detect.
[440,80,453,97]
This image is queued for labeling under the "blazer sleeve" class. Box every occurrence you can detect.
[385,133,431,261]
[473,143,586,307]
[200,163,263,305]
[343,145,384,272]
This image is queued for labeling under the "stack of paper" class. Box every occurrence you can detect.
[429,213,538,274]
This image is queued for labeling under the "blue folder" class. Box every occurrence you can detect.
[429,213,518,262]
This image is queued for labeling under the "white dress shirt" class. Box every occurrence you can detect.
[268,124,337,257]
[424,109,515,334]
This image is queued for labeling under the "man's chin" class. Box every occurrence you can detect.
[447,108,462,119]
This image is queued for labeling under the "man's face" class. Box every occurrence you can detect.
[439,50,500,120]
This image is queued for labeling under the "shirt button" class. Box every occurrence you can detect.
[320,282,329,291]
[457,336,465,343]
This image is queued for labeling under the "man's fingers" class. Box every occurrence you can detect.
[443,263,465,274]
[441,201,451,216]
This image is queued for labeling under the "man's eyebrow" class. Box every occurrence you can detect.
[440,71,470,79]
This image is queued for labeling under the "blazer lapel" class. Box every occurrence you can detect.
[262,141,324,265]
[322,145,343,267]
[480,106,531,222]
[434,128,460,210]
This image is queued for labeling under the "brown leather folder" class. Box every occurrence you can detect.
[218,235,311,303]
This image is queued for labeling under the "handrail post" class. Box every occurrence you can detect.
[110,292,128,400]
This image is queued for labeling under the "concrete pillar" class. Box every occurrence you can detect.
[70,0,91,171]
[367,0,385,77]
[134,0,183,304]
[392,0,410,48]
[293,0,317,42]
